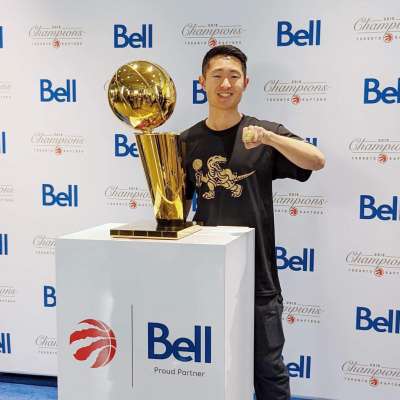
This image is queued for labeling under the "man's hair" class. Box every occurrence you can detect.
[201,45,247,77]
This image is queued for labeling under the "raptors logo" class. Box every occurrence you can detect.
[52,39,61,48]
[208,37,217,47]
[377,153,388,164]
[70,319,117,368]
[369,377,379,387]
[291,95,301,105]
[374,267,384,278]
[287,315,296,324]
[193,156,255,199]
[129,199,137,209]
[383,33,393,43]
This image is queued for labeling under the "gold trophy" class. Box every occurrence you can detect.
[107,60,201,239]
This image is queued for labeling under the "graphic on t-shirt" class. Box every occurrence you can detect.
[192,155,255,199]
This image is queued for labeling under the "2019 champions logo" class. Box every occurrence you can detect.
[31,131,85,155]
[105,185,152,209]
[29,25,85,48]
[264,80,329,105]
[35,335,57,356]
[346,251,400,278]
[0,81,11,101]
[283,300,323,325]
[70,319,117,368]
[349,138,400,164]
[0,184,14,203]
[273,192,327,216]
[181,23,244,47]
[0,286,16,303]
[33,235,56,256]
[354,17,400,44]
[342,360,400,388]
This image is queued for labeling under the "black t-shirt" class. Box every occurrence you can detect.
[205,118,242,161]
[180,115,312,296]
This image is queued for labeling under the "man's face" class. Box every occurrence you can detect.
[200,55,249,111]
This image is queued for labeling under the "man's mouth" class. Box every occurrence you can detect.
[217,93,232,98]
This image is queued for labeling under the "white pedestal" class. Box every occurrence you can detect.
[56,224,255,400]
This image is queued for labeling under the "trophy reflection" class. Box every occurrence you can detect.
[107,60,200,239]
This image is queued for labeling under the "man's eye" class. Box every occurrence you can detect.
[212,75,221,78]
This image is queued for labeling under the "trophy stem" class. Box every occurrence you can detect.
[135,131,186,223]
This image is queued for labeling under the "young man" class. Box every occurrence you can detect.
[181,45,325,400]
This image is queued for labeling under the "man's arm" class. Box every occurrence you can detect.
[243,125,325,171]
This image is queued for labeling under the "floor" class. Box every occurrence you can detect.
[0,373,317,400]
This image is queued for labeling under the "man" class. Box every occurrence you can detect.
[180,45,325,400]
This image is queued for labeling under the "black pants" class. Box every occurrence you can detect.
[254,294,290,400]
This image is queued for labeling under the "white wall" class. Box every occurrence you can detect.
[0,1,399,398]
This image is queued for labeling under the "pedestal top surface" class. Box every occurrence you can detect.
[59,223,253,246]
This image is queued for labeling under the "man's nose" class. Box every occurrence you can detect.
[220,78,231,88]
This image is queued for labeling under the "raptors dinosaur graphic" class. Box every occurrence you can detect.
[193,155,255,199]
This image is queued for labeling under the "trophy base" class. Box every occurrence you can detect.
[110,221,201,240]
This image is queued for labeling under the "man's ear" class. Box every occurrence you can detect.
[243,77,250,90]
[199,75,205,89]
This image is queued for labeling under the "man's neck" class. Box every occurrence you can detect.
[206,109,242,131]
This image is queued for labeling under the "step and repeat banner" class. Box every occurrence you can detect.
[1,0,399,399]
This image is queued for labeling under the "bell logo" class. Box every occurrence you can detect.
[114,133,139,157]
[1,131,6,154]
[40,79,77,102]
[286,355,311,378]
[42,184,78,207]
[306,137,318,147]
[43,285,56,308]
[277,20,321,47]
[148,322,212,363]
[356,307,400,334]
[0,333,11,354]
[193,80,207,104]
[0,233,8,255]
[70,319,117,368]
[364,78,400,104]
[113,24,153,48]
[359,195,398,221]
[276,246,315,272]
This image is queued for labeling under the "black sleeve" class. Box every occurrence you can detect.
[271,124,312,182]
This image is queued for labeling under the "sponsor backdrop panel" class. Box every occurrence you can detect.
[0,0,399,398]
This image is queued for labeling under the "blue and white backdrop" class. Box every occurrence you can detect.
[1,1,399,399]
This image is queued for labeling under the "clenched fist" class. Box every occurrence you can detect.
[242,125,272,149]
